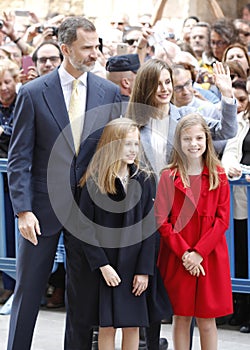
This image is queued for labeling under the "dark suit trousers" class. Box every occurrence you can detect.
[7,233,61,350]
[64,231,93,350]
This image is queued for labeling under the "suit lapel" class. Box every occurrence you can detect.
[43,70,75,153]
[82,72,106,140]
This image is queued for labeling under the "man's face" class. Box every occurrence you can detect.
[124,30,141,54]
[235,22,250,47]
[36,44,62,76]
[0,70,17,106]
[242,8,250,21]
[190,26,209,58]
[62,29,100,76]
[172,69,193,107]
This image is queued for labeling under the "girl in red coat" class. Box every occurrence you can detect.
[155,113,233,350]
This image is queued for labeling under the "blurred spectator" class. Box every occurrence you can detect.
[222,43,250,76]
[181,16,199,44]
[171,63,237,155]
[122,26,142,54]
[210,18,238,62]
[31,40,62,78]
[241,3,250,21]
[137,14,152,28]
[225,61,247,83]
[221,78,250,333]
[0,11,34,56]
[177,40,196,59]
[0,43,22,69]
[190,22,211,61]
[0,58,20,305]
[233,19,250,52]
[110,13,130,32]
[0,46,11,60]
[172,58,219,104]
[232,78,249,114]
[106,53,140,103]
[101,28,123,59]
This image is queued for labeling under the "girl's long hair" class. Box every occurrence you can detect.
[166,113,221,190]
[126,58,172,126]
[79,118,140,194]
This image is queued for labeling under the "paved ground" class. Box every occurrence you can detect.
[0,304,249,350]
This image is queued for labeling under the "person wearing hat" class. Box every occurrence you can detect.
[106,54,140,114]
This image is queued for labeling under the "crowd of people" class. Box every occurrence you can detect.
[0,2,250,350]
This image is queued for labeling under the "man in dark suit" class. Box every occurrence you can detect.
[7,16,121,350]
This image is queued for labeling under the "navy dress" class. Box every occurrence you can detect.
[78,164,172,328]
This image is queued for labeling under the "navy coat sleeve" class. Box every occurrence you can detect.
[78,182,110,271]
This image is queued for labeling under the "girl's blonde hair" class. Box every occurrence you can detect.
[79,118,140,194]
[166,113,221,190]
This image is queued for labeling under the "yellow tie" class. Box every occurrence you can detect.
[68,79,83,155]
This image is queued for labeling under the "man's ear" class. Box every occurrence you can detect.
[121,77,130,89]
[60,43,70,56]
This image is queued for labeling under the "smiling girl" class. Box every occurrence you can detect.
[155,113,233,350]
[78,118,170,350]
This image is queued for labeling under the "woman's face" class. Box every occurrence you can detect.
[210,31,228,61]
[226,47,249,74]
[154,69,173,107]
[233,87,249,113]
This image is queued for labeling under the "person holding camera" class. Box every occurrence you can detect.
[0,58,20,305]
[0,11,34,56]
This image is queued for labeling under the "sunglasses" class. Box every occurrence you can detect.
[239,31,250,37]
[125,39,138,46]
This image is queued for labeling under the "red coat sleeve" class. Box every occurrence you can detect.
[155,170,191,259]
[193,172,230,258]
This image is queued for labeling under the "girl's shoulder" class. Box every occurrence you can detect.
[160,167,177,179]
[216,165,227,178]
[134,168,157,186]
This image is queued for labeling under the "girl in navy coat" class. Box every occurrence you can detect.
[78,118,170,350]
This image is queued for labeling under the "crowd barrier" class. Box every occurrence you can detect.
[0,159,250,312]
[226,177,250,293]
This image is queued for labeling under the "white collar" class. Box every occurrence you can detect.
[58,65,87,87]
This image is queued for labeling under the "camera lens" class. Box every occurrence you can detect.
[37,26,43,33]
[51,27,58,36]
[0,20,4,29]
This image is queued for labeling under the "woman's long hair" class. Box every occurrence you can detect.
[79,118,140,194]
[126,58,172,126]
[166,113,221,190]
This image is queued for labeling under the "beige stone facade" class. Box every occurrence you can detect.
[0,0,249,25]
